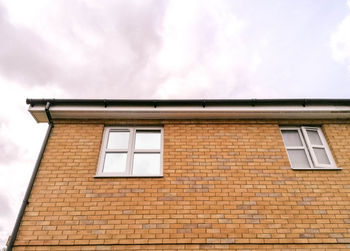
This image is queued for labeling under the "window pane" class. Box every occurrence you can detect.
[287,149,311,168]
[307,130,322,145]
[107,131,129,149]
[135,130,161,149]
[133,153,160,175]
[281,130,302,147]
[314,148,331,165]
[103,153,127,173]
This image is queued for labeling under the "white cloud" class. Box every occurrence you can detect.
[0,0,169,98]
[331,0,350,73]
[0,77,65,248]
[155,0,265,98]
[0,0,268,100]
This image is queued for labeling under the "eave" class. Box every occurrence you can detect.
[26,99,350,123]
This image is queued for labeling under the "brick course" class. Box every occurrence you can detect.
[13,121,350,250]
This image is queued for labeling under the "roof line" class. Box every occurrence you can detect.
[26,98,350,107]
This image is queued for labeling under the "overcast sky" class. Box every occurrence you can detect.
[1,0,350,247]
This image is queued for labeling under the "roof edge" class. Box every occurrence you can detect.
[26,98,350,107]
[26,98,350,123]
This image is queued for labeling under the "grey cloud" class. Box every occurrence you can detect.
[0,0,256,99]
[0,193,12,217]
[1,0,346,100]
[0,3,58,86]
[0,0,170,98]
[64,0,169,98]
[0,137,20,165]
[0,192,14,249]
[0,120,22,165]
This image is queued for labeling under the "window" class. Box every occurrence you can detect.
[280,126,338,170]
[96,127,163,177]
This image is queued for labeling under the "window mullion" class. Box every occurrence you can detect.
[299,127,314,168]
[127,128,136,175]
[302,126,326,168]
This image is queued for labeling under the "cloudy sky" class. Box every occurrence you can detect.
[1,0,350,247]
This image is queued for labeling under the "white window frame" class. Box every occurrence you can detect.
[96,126,164,177]
[280,126,340,170]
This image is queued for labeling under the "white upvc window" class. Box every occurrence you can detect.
[280,126,339,170]
[96,127,163,177]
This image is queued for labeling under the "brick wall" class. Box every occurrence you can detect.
[13,121,350,250]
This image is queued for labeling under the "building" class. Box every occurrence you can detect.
[8,99,350,250]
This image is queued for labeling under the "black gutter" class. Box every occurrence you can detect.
[7,103,54,251]
[26,98,350,108]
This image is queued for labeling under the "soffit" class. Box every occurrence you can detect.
[28,102,350,123]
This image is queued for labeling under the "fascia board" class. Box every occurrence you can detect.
[28,104,350,122]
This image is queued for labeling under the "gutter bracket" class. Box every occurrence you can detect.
[251,99,256,107]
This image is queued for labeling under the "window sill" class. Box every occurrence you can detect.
[291,167,342,171]
[94,174,163,178]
